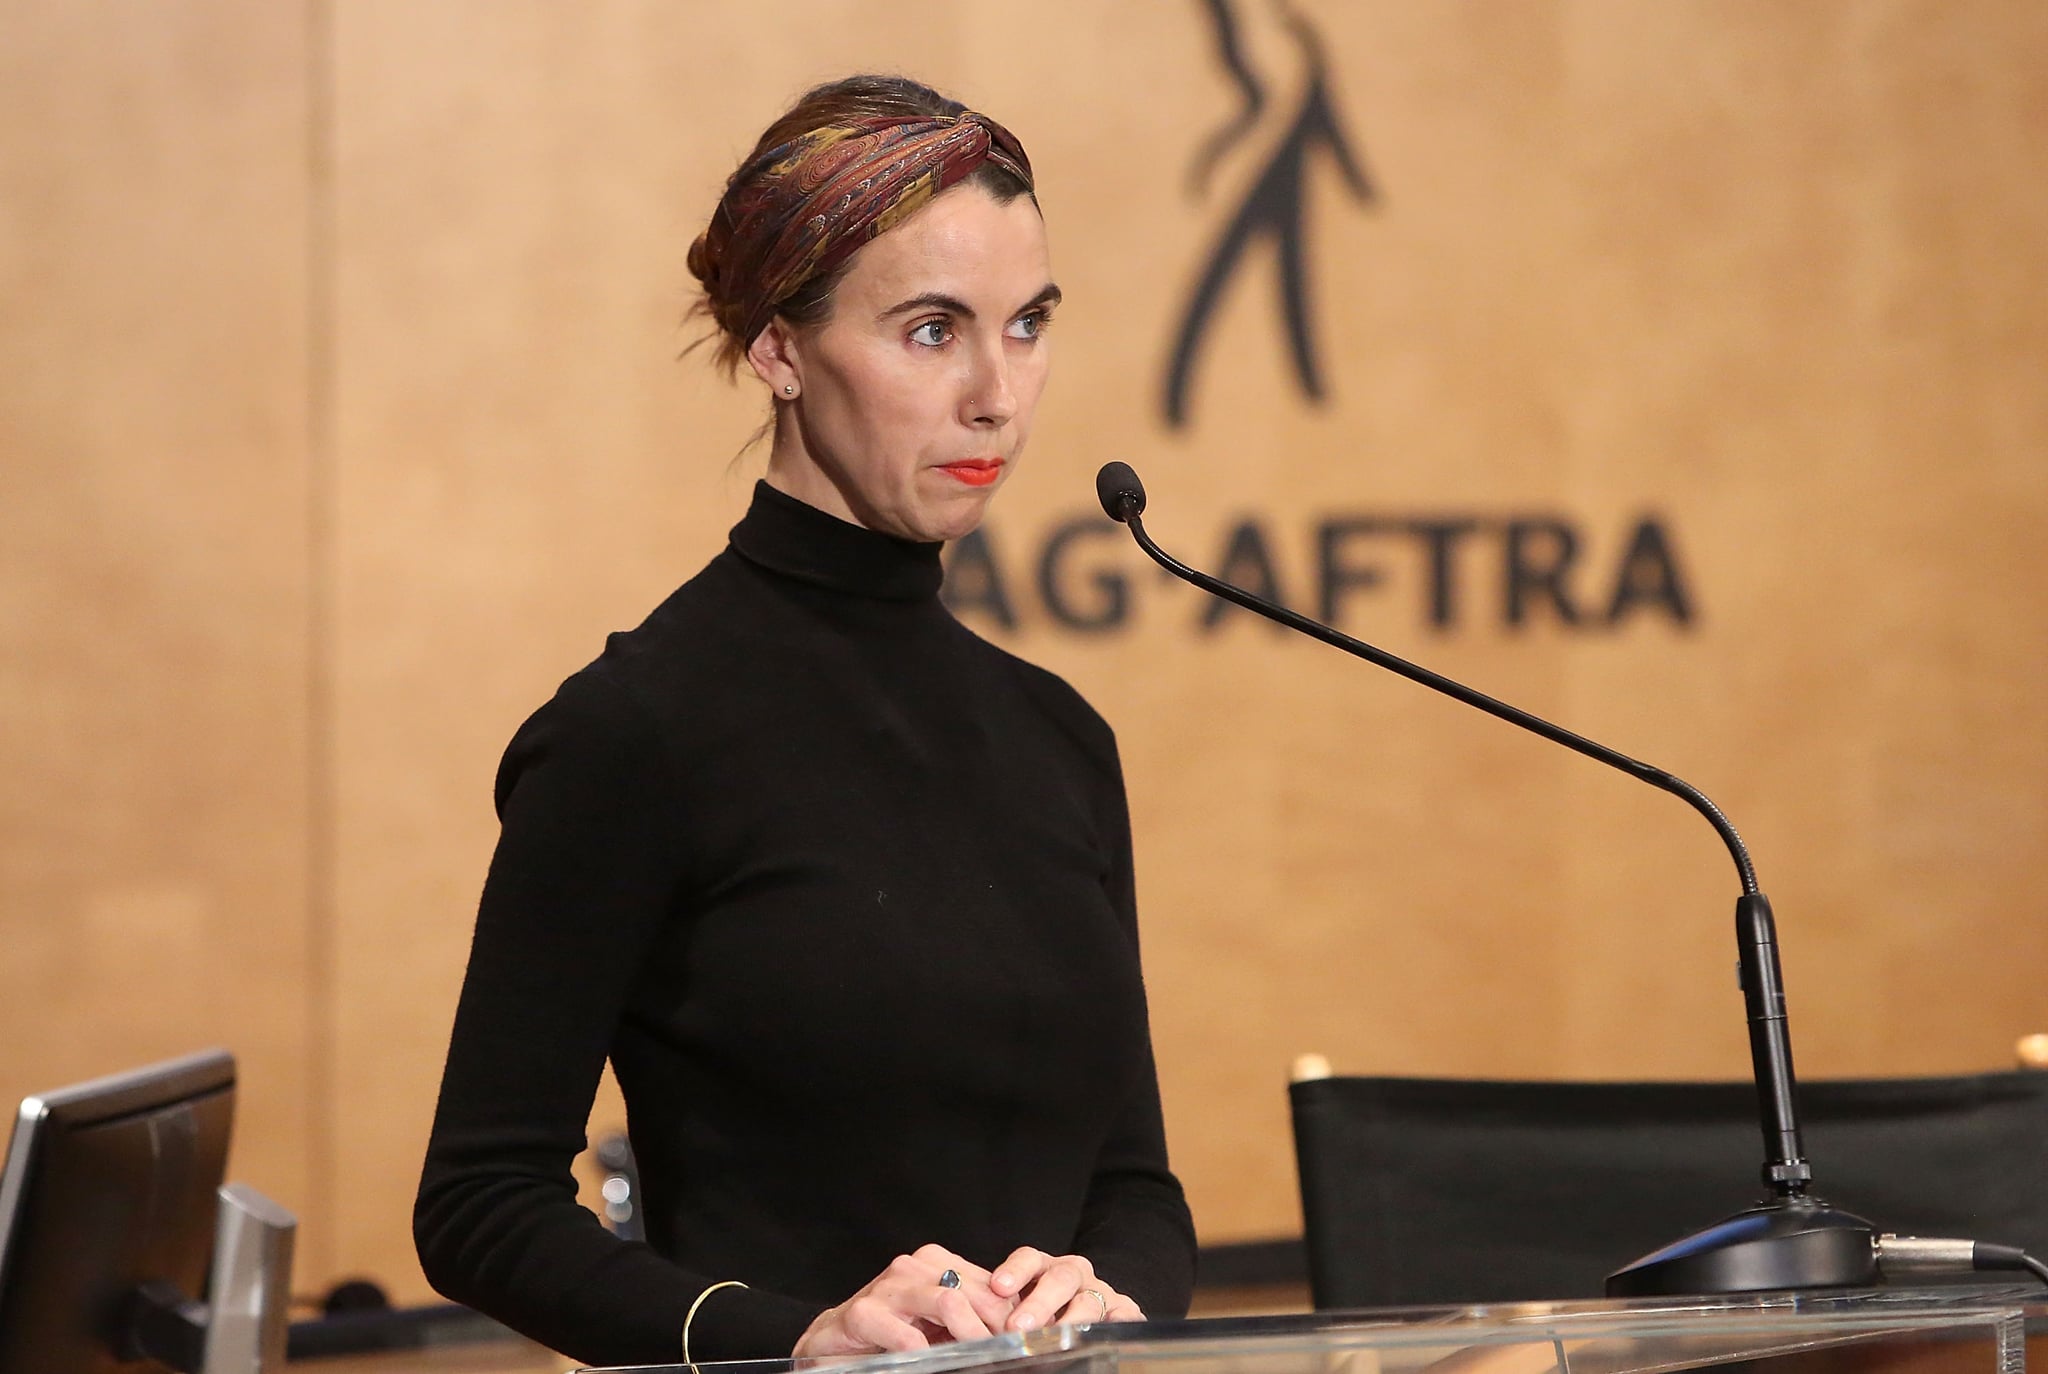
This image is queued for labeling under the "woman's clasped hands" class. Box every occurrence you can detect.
[791,1244,1146,1357]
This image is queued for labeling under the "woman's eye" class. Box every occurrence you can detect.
[910,320,950,347]
[1007,310,1050,341]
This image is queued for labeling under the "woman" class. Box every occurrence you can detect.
[415,75,1195,1367]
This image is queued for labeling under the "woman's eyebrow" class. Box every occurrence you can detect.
[876,283,1063,323]
[877,292,974,322]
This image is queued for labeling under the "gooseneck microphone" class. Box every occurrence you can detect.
[1095,460,1880,1296]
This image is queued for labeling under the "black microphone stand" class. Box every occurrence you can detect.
[1096,462,1877,1296]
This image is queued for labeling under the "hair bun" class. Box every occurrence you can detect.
[686,230,721,292]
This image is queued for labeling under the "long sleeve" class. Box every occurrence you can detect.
[413,670,821,1365]
[419,485,1203,1356]
[1071,743,1198,1319]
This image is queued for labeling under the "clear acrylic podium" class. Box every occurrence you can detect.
[576,1287,2045,1374]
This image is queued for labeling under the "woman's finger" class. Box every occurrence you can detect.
[910,1244,1014,1332]
[1006,1255,1092,1332]
[990,1246,1052,1301]
[1055,1284,1128,1325]
[1056,1287,1106,1326]
[840,1295,931,1353]
[926,1285,995,1344]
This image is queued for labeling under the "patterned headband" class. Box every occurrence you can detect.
[699,111,1035,350]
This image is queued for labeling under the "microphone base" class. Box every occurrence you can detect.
[1605,1198,1878,1298]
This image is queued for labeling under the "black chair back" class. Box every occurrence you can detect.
[1291,1071,2048,1308]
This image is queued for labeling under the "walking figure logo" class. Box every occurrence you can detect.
[1163,0,1375,429]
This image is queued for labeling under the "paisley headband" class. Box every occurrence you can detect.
[696,111,1035,349]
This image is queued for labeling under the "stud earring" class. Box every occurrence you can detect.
[782,384,796,397]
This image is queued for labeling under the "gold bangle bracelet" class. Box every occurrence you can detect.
[683,1279,749,1371]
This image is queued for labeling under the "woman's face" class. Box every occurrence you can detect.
[750,184,1059,543]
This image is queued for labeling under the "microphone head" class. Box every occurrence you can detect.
[1095,462,1147,522]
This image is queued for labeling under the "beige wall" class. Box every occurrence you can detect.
[4,0,2045,1305]
[0,0,322,1271]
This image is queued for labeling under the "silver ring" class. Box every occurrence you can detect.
[938,1269,961,1289]
[1081,1287,1108,1321]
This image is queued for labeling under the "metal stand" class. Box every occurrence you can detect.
[200,1183,297,1374]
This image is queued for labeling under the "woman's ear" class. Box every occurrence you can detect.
[746,320,801,398]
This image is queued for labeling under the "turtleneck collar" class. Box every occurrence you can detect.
[727,480,946,603]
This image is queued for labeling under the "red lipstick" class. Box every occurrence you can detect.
[937,459,1004,487]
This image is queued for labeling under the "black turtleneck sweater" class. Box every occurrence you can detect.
[415,483,1195,1366]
